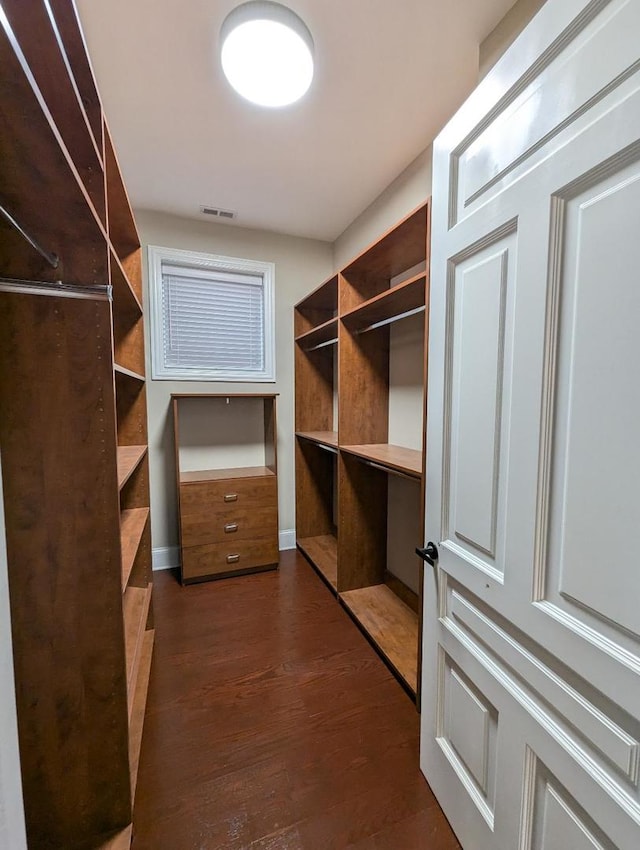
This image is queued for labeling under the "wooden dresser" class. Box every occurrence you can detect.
[172,394,280,583]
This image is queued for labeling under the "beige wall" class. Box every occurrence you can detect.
[479,0,547,79]
[333,147,433,271]
[136,209,333,559]
[331,0,547,272]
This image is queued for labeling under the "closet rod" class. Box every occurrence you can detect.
[304,337,338,352]
[361,458,420,482]
[355,305,425,335]
[0,277,111,301]
[0,204,60,269]
[317,443,338,455]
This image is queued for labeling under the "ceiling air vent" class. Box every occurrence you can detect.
[200,205,237,220]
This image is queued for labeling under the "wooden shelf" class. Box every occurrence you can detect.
[105,125,140,259]
[180,466,275,484]
[114,363,145,383]
[120,508,149,591]
[47,0,104,151]
[294,274,338,337]
[117,445,147,490]
[295,316,338,350]
[342,205,428,285]
[1,0,106,223]
[123,583,152,705]
[110,245,143,316]
[340,444,422,479]
[340,585,418,693]
[298,535,338,590]
[341,272,426,332]
[128,628,154,800]
[296,431,339,450]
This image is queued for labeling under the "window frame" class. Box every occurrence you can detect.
[147,244,276,382]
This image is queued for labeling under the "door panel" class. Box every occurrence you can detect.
[447,235,516,572]
[544,162,640,638]
[438,652,499,824]
[422,1,640,847]
[450,1,640,225]
[525,756,617,850]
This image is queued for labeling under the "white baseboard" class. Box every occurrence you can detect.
[152,546,180,571]
[152,530,296,572]
[279,529,296,550]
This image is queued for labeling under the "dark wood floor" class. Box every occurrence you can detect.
[132,550,461,850]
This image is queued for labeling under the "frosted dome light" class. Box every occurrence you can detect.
[220,2,314,108]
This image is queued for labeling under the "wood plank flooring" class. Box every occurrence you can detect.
[132,550,460,850]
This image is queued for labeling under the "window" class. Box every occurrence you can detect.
[148,245,275,381]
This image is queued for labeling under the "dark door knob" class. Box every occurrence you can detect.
[416,542,439,566]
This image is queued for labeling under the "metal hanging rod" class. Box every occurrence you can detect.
[0,204,60,270]
[0,276,111,301]
[360,458,420,482]
[304,336,339,353]
[355,305,425,335]
[317,443,338,455]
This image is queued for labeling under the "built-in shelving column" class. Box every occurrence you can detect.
[294,202,430,699]
[294,276,339,590]
[0,3,154,846]
[105,122,154,804]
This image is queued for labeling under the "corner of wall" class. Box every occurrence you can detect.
[478,0,547,80]
[331,146,433,270]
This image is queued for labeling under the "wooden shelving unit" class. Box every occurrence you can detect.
[0,3,153,848]
[294,202,430,700]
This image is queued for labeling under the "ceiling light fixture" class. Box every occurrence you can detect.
[220,1,314,108]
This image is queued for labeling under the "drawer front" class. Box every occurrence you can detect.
[181,504,278,548]
[182,538,279,581]
[180,476,277,515]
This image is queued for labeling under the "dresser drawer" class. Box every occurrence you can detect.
[180,504,277,548]
[179,475,277,514]
[181,538,279,581]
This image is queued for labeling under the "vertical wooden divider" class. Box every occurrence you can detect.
[0,290,132,848]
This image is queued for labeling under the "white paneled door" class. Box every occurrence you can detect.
[420,1,640,848]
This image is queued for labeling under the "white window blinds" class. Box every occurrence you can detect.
[162,265,265,374]
[148,246,275,381]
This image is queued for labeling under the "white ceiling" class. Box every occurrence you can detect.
[76,0,516,242]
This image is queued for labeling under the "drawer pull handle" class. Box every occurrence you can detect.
[226,554,240,564]
[224,523,239,534]
[224,494,238,503]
